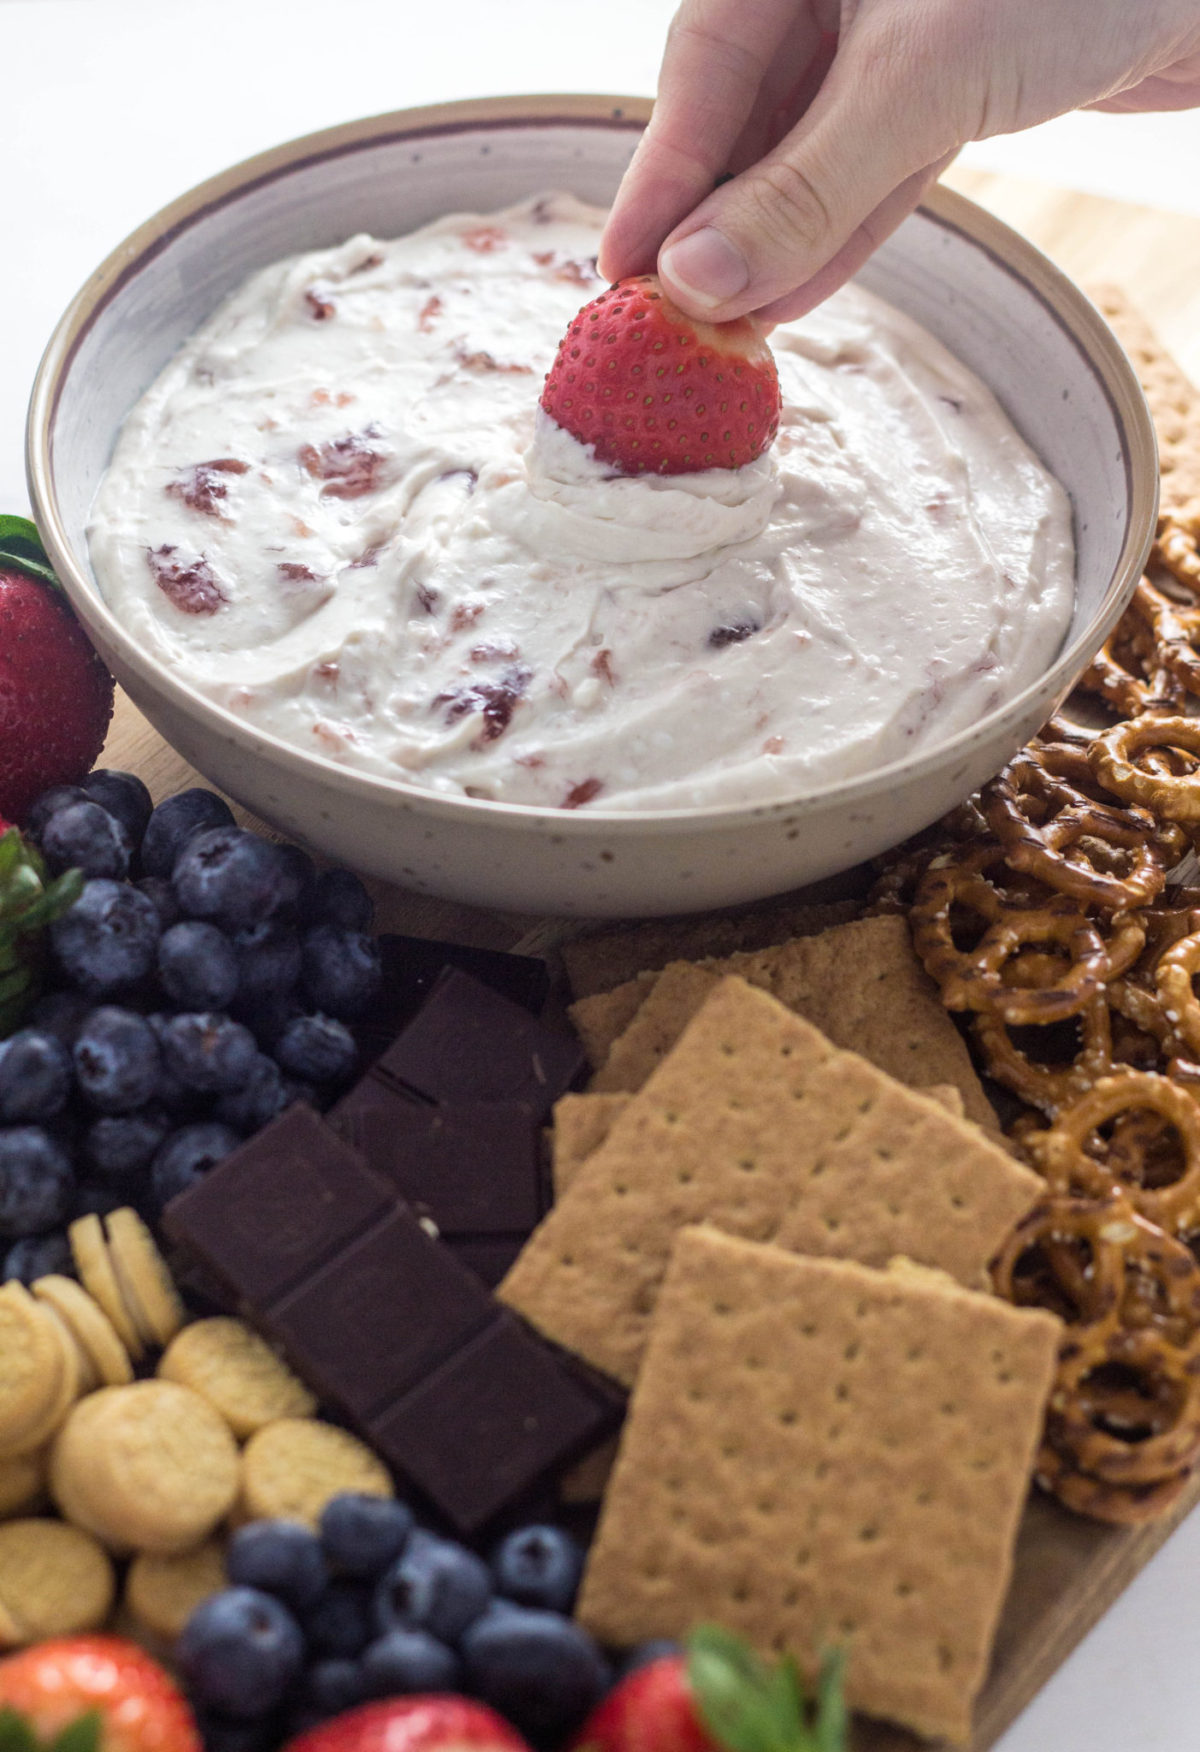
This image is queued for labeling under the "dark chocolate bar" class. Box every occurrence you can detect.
[163,1103,623,1534]
[355,935,551,1062]
[370,967,585,1122]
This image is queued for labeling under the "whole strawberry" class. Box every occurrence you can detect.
[539,275,781,476]
[284,1697,531,1752]
[569,1629,846,1752]
[0,1635,201,1752]
[0,824,83,1035]
[0,517,114,826]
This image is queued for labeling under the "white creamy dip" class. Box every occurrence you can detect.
[88,192,1075,811]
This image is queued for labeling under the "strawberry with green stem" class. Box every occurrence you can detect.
[0,822,83,1036]
[0,1636,201,1752]
[570,1628,847,1752]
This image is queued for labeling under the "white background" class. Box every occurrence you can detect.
[4,3,1200,1746]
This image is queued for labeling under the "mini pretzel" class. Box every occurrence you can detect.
[911,850,1138,1024]
[1090,715,1200,821]
[1136,574,1200,697]
[1156,930,1200,1059]
[1159,521,1200,593]
[1080,583,1185,717]
[1048,1324,1200,1486]
[1027,1070,1200,1235]
[1033,1442,1189,1525]
[974,997,1113,1117]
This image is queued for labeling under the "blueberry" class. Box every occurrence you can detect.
[40,801,132,882]
[158,922,239,1012]
[373,1530,491,1646]
[3,1229,73,1284]
[319,1493,413,1579]
[50,879,161,998]
[302,1579,374,1659]
[28,990,93,1048]
[231,922,303,1042]
[80,769,154,846]
[141,789,236,880]
[274,1015,357,1086]
[616,1639,683,1677]
[160,1013,259,1094]
[73,1007,162,1113]
[177,1586,304,1721]
[227,1520,329,1611]
[174,829,301,933]
[0,1031,72,1123]
[214,1056,292,1134]
[24,784,89,840]
[361,1630,460,1698]
[275,843,318,920]
[460,1603,610,1743]
[150,1122,240,1208]
[301,927,382,1021]
[490,1524,585,1615]
[311,869,374,934]
[84,1105,171,1185]
[298,1659,367,1719]
[193,1714,279,1752]
[0,1129,75,1239]
[135,876,182,930]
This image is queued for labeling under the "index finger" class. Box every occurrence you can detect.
[599,0,821,280]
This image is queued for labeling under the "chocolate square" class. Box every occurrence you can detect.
[162,1103,393,1306]
[267,1209,495,1419]
[370,1313,624,1532]
[355,934,552,1060]
[373,968,585,1121]
[326,1091,546,1235]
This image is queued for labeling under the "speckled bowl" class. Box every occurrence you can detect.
[28,94,1156,917]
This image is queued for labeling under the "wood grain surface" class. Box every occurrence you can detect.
[93,169,1200,1751]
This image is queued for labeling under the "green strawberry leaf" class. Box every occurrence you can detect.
[0,515,61,592]
[687,1627,849,1752]
[0,1710,41,1752]
[49,1713,103,1752]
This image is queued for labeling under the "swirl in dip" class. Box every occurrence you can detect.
[88,193,1074,812]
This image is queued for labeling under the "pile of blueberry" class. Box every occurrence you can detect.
[0,770,383,1283]
[181,1494,623,1751]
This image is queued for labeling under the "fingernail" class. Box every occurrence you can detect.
[659,227,749,310]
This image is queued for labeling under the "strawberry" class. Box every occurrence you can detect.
[539,275,781,476]
[569,1629,847,1752]
[0,516,114,826]
[0,1636,201,1752]
[284,1698,531,1752]
[0,823,83,1034]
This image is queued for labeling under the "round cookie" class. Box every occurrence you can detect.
[158,1318,316,1439]
[12,1304,83,1454]
[0,1519,115,1647]
[105,1209,185,1350]
[69,1214,142,1358]
[0,1449,46,1519]
[50,1381,239,1555]
[126,1539,228,1643]
[33,1275,134,1387]
[0,1284,65,1458]
[239,1419,392,1528]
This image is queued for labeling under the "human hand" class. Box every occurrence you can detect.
[600,0,1200,323]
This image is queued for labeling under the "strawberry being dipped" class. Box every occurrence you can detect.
[539,275,781,476]
[0,517,114,826]
[284,1698,531,1752]
[570,1629,846,1752]
[0,1636,201,1752]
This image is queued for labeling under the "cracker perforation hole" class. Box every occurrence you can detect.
[779,1407,797,1425]
[737,1156,758,1172]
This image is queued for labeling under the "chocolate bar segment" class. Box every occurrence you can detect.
[355,934,552,1061]
[372,968,585,1121]
[164,1102,623,1534]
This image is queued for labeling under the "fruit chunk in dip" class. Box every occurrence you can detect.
[88,192,1074,812]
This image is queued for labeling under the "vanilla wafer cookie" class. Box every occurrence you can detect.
[69,1213,142,1357]
[238,1419,392,1528]
[0,1284,64,1458]
[0,1449,46,1519]
[127,1539,227,1643]
[0,1284,81,1459]
[159,1319,315,1439]
[105,1208,186,1349]
[33,1275,133,1386]
[0,1519,115,1646]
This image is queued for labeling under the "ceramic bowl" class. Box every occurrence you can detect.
[27,94,1157,917]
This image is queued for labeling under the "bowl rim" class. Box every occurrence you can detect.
[26,91,1159,836]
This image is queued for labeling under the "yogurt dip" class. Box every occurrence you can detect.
[88,192,1075,812]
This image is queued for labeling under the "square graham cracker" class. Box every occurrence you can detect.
[574,915,997,1134]
[1088,283,1200,525]
[499,978,1042,1386]
[576,1227,1061,1746]
[551,1093,631,1195]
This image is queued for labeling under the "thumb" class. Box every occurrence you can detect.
[656,24,965,320]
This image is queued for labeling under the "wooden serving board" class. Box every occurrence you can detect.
[93,170,1200,1752]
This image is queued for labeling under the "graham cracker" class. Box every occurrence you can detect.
[571,971,659,1070]
[551,1093,631,1196]
[562,897,860,999]
[1089,283,1200,528]
[576,1227,1061,1746]
[499,978,1042,1386]
[574,915,997,1132]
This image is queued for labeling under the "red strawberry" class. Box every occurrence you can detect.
[0,1635,201,1752]
[539,275,781,477]
[0,529,115,825]
[569,1629,847,1752]
[284,1698,532,1752]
